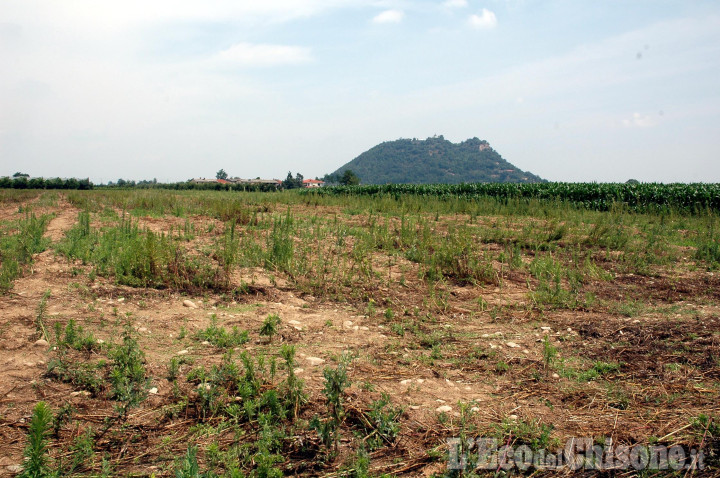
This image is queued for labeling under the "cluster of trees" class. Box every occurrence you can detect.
[104,178,158,187]
[0,173,93,190]
[323,170,360,186]
[282,172,304,189]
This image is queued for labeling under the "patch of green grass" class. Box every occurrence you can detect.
[560,360,623,382]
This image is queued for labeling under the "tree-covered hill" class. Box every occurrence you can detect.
[328,136,544,184]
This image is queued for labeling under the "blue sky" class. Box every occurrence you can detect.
[1,0,719,183]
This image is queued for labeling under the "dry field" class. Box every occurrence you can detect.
[0,189,718,477]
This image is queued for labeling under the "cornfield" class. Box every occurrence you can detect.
[303,183,720,213]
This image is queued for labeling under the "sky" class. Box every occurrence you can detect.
[1,0,719,183]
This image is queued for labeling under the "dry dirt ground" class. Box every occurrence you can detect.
[1,195,719,476]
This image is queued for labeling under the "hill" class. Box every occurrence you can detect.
[327,136,544,184]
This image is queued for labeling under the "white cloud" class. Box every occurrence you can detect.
[469,9,498,29]
[622,112,658,128]
[210,43,313,67]
[372,9,405,24]
[443,0,468,8]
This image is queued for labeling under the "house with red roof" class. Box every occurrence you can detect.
[302,179,325,188]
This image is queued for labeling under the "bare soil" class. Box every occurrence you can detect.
[1,196,718,476]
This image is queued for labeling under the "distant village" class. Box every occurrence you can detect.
[190,177,325,188]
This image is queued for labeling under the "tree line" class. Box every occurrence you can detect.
[0,173,93,190]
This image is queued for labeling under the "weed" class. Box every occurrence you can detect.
[174,445,210,478]
[46,356,104,396]
[542,335,558,373]
[495,361,509,374]
[35,290,51,341]
[495,417,555,451]
[52,402,75,438]
[108,326,148,418]
[65,427,95,475]
[280,345,306,418]
[311,354,351,453]
[55,320,100,353]
[363,393,403,450]
[19,402,53,478]
[259,313,281,343]
[195,315,249,348]
[0,213,51,292]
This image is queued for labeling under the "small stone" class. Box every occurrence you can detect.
[24,362,36,367]
[470,406,480,413]
[97,339,104,344]
[481,333,490,338]
[177,350,189,355]
[509,414,518,420]
[306,357,325,366]
[117,297,125,303]
[567,327,573,332]
[71,391,91,397]
[183,300,198,309]
[343,320,353,328]
[137,327,148,333]
[506,342,520,348]
[34,339,49,347]
[400,379,412,385]
[436,405,453,413]
[552,373,560,379]
[409,405,421,410]
[288,320,302,326]
[416,379,425,384]
[522,349,530,354]
[201,341,210,346]
[632,319,640,324]
[360,326,369,331]
[197,383,211,391]
[436,399,446,403]
[293,368,304,374]
[540,327,552,332]
[148,387,158,394]
[6,465,23,473]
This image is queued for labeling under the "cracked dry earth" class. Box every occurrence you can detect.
[1,194,719,476]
